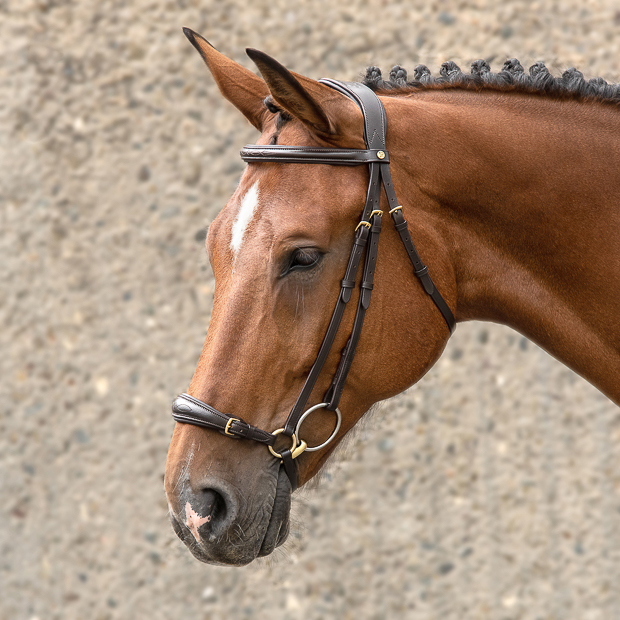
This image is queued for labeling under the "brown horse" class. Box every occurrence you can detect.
[165,28,620,565]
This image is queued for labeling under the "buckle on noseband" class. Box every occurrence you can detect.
[224,417,240,436]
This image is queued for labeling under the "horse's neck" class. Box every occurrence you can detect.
[390,89,620,403]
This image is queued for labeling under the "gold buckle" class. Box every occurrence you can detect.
[224,417,240,436]
[389,205,403,214]
[355,211,383,232]
[291,440,308,459]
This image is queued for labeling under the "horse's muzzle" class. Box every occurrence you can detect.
[168,468,291,565]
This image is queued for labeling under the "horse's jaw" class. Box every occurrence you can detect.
[167,466,292,566]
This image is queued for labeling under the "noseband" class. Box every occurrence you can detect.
[171,80,455,491]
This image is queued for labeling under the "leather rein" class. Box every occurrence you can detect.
[171,79,455,491]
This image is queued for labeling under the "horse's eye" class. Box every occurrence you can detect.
[284,249,322,275]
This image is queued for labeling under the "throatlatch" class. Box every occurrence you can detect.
[172,79,455,491]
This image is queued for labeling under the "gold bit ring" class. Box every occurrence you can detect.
[268,429,307,460]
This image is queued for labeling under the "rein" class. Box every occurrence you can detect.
[171,80,455,491]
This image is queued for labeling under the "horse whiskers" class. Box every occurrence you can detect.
[234,522,245,541]
[172,442,195,492]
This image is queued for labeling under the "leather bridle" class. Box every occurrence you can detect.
[171,80,455,491]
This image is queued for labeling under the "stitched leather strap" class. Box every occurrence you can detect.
[172,393,276,446]
[319,79,387,150]
[241,145,389,165]
[380,164,456,333]
[324,207,382,410]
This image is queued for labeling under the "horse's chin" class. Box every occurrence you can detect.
[170,467,292,566]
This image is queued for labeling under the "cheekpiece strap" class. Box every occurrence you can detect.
[282,80,390,432]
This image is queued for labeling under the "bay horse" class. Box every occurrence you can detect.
[165,28,620,566]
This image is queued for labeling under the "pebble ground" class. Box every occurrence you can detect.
[2,1,619,619]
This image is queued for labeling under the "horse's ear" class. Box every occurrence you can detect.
[183,28,269,131]
[245,48,360,137]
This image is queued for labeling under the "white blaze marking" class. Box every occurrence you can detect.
[230,181,259,257]
[185,501,212,542]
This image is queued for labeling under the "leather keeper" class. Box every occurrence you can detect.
[417,272,436,295]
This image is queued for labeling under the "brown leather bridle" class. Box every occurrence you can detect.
[171,80,455,491]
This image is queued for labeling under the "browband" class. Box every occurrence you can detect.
[240,145,389,165]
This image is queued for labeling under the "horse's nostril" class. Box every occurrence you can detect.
[183,487,235,541]
[205,489,227,526]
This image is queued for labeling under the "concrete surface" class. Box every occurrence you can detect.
[1,1,619,619]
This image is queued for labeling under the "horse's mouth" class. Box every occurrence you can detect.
[169,466,292,566]
[257,466,292,557]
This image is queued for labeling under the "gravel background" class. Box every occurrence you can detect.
[2,1,620,619]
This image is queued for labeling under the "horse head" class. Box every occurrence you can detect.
[164,29,455,565]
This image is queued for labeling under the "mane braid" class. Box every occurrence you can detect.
[362,60,620,106]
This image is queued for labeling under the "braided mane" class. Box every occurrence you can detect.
[363,59,620,105]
